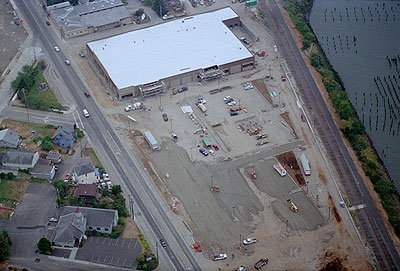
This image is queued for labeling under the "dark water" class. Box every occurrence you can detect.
[310,0,400,191]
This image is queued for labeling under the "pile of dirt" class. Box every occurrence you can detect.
[320,256,347,271]
[275,151,306,186]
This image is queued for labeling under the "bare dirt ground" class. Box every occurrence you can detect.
[279,2,400,255]
[0,1,28,76]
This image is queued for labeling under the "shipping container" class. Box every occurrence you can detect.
[202,137,211,148]
[245,0,257,7]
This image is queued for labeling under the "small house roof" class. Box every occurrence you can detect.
[73,162,95,176]
[74,184,97,197]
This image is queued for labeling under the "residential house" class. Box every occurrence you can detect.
[46,150,62,164]
[73,163,98,184]
[54,206,118,246]
[52,126,76,148]
[74,184,97,204]
[54,208,87,247]
[31,159,56,181]
[0,149,39,169]
[0,128,21,148]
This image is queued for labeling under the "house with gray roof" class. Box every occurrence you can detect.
[52,125,76,148]
[0,128,21,148]
[73,162,99,184]
[0,149,39,169]
[54,206,118,246]
[31,159,56,181]
[54,208,87,247]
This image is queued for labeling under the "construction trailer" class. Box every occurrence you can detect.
[202,137,211,148]
[273,162,287,176]
[143,131,159,150]
[299,154,311,176]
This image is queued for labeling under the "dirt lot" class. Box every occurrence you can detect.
[0,1,28,76]
[54,1,372,270]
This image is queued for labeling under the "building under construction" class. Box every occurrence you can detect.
[86,7,255,99]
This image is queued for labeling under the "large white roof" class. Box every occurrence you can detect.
[87,7,252,89]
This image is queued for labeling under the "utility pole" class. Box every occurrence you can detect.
[232,206,235,219]
[210,175,213,187]
[190,146,193,162]
[129,195,134,220]
[239,233,242,250]
[170,118,173,132]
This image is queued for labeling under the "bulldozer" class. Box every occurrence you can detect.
[287,199,298,213]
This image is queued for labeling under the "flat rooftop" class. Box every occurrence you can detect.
[87,7,253,89]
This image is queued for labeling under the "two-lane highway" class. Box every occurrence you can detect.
[14,0,202,270]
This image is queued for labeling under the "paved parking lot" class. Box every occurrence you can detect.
[52,248,72,258]
[5,183,58,258]
[75,237,141,269]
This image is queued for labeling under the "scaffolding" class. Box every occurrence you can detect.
[199,67,223,82]
[139,81,165,98]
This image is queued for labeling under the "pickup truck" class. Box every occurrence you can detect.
[212,254,227,261]
[254,258,269,270]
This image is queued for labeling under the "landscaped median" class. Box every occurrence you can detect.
[283,0,400,237]
[11,59,65,112]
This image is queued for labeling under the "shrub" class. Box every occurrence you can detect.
[323,80,342,92]
[302,40,311,49]
[118,218,126,226]
[41,140,54,151]
[310,53,323,68]
[75,129,84,138]
[111,185,122,196]
[351,120,365,135]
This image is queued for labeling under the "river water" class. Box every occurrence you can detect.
[309,0,400,191]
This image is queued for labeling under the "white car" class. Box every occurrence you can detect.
[49,217,58,222]
[83,109,90,118]
[54,46,60,52]
[212,253,227,261]
[274,45,278,52]
[125,105,132,112]
[227,101,237,106]
[243,237,257,245]
[224,96,232,102]
[65,60,70,65]
[209,149,215,156]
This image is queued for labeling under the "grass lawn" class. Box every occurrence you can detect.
[0,179,29,219]
[27,68,64,111]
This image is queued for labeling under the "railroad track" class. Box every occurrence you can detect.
[261,0,400,270]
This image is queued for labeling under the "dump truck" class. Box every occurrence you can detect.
[254,258,269,269]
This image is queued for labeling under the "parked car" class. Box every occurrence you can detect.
[227,101,237,106]
[160,239,167,248]
[64,174,70,180]
[84,91,90,97]
[301,114,306,122]
[243,237,257,245]
[178,87,188,93]
[125,105,132,112]
[162,113,168,121]
[83,109,89,118]
[65,60,70,65]
[237,266,246,271]
[212,253,227,261]
[46,21,50,26]
[54,46,60,52]
[172,133,178,142]
[230,111,238,116]
[199,148,208,156]
[212,144,219,151]
[209,149,215,156]
[49,217,58,222]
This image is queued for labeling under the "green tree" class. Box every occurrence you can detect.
[351,120,365,135]
[310,53,323,68]
[152,0,166,16]
[53,179,68,199]
[41,141,54,151]
[303,32,315,43]
[69,195,79,206]
[337,100,352,120]
[38,237,52,254]
[135,8,145,16]
[302,40,311,49]
[0,230,12,262]
[111,185,122,196]
[323,80,342,92]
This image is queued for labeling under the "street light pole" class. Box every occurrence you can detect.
[211,175,213,187]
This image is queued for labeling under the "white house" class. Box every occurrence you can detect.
[0,149,39,169]
[73,162,98,184]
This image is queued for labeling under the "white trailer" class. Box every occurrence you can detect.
[273,162,287,176]
[299,154,311,176]
[143,131,159,150]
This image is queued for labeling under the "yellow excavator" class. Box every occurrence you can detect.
[287,199,298,213]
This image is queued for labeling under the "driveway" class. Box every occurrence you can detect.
[75,236,141,269]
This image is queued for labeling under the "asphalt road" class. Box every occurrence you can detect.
[263,0,400,270]
[14,1,201,270]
